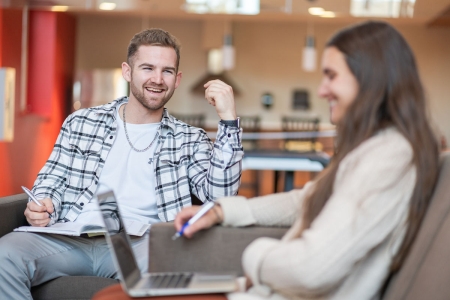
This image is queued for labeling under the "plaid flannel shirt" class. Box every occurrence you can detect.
[33,97,243,224]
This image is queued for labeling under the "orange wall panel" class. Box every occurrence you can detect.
[27,11,55,117]
[0,10,76,197]
[0,9,3,65]
[0,8,22,195]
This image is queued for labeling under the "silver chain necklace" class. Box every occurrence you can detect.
[122,104,160,152]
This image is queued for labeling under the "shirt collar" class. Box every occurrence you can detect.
[161,108,176,133]
[89,96,128,116]
[89,96,177,133]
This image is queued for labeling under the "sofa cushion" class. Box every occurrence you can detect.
[31,276,118,300]
[383,152,450,300]
[0,193,28,238]
[149,223,288,275]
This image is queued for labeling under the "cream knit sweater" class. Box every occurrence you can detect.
[218,128,416,300]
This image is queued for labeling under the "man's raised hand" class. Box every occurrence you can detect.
[204,80,237,121]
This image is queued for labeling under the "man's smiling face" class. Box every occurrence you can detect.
[124,45,182,112]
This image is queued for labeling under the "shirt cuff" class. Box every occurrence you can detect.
[220,117,239,128]
[216,122,242,148]
[33,191,60,225]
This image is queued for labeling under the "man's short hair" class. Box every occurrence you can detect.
[127,28,181,71]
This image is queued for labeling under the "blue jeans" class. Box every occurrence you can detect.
[0,231,149,299]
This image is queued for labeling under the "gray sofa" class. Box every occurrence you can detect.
[1,152,450,299]
[0,193,119,299]
[0,194,287,299]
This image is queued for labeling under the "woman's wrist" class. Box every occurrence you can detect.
[212,203,224,224]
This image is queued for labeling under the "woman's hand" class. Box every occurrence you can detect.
[174,204,224,238]
[245,275,254,290]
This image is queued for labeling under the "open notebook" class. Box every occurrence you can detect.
[14,195,149,236]
[97,190,238,297]
[14,221,106,236]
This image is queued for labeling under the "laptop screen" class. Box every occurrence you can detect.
[97,190,142,288]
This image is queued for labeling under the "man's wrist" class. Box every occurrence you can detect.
[220,117,240,128]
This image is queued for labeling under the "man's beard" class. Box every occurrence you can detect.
[129,79,174,111]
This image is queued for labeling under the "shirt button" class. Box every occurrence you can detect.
[80,202,84,206]
[110,136,113,139]
[228,134,231,138]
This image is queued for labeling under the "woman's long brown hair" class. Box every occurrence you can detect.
[301,21,440,272]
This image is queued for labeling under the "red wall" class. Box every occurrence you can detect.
[0,9,76,196]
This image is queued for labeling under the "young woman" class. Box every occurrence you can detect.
[173,21,440,300]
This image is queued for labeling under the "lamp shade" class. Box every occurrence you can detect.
[207,49,224,74]
[302,35,317,72]
[222,34,235,70]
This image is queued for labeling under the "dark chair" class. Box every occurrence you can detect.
[279,116,321,193]
[239,116,262,197]
[240,116,261,151]
[172,114,205,129]
[240,116,261,132]
[281,116,320,152]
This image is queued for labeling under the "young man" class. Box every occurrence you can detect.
[0,28,243,299]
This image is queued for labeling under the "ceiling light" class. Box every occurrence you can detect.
[350,0,416,18]
[185,0,259,15]
[51,6,69,12]
[302,35,317,72]
[188,4,209,14]
[222,34,235,71]
[308,7,324,16]
[99,2,116,11]
[208,49,224,75]
[320,11,336,18]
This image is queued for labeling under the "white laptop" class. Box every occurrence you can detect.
[96,190,238,297]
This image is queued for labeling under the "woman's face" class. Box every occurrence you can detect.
[318,47,359,125]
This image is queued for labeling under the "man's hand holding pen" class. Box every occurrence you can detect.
[25,198,54,227]
[22,186,54,227]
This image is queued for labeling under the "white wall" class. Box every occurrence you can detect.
[76,15,450,142]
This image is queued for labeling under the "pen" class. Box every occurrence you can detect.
[172,201,216,240]
[21,186,52,218]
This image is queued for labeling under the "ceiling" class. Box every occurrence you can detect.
[2,0,450,26]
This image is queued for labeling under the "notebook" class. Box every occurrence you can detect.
[14,221,106,236]
[14,197,149,237]
[96,190,238,297]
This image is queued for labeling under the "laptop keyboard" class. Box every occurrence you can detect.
[144,273,193,289]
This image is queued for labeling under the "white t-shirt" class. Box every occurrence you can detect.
[77,103,160,225]
[74,103,234,227]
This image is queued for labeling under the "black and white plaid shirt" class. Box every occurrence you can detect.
[33,97,243,224]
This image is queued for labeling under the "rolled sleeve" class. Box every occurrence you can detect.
[218,196,256,227]
[242,237,281,297]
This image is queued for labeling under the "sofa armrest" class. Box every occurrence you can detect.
[149,222,288,276]
[0,193,28,238]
